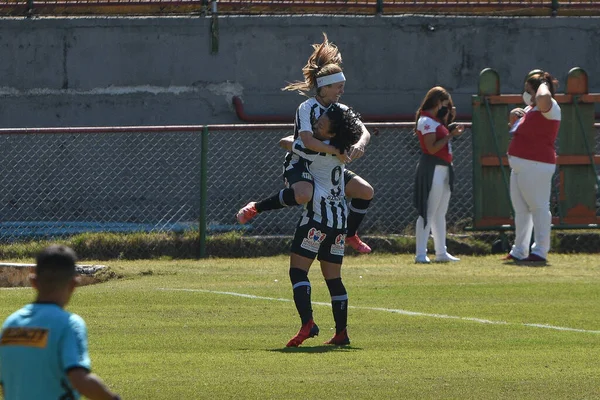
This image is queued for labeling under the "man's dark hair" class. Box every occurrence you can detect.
[326,104,363,153]
[35,245,78,289]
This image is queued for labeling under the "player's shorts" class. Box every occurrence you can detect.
[291,218,346,264]
[283,159,313,187]
[344,169,357,185]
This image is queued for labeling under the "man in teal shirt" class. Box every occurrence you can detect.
[0,245,120,400]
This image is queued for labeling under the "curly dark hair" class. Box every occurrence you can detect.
[325,104,363,153]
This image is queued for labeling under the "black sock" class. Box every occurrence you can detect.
[326,278,348,334]
[256,188,299,212]
[289,267,312,325]
[347,198,371,237]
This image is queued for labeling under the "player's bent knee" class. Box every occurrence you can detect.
[292,182,313,204]
[363,183,374,200]
[354,182,374,200]
[295,190,313,205]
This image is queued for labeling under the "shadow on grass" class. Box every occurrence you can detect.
[502,260,550,267]
[269,345,361,354]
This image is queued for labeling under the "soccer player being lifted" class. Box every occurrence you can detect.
[236,33,374,254]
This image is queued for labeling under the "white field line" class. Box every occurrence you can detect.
[158,288,600,334]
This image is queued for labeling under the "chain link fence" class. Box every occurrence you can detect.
[219,123,474,238]
[0,127,203,259]
[0,123,597,259]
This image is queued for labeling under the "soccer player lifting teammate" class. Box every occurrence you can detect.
[236,33,374,254]
[282,103,362,347]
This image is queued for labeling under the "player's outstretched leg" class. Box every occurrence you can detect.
[236,202,258,224]
[236,188,301,224]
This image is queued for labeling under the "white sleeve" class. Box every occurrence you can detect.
[417,116,439,135]
[295,102,313,133]
[542,98,561,121]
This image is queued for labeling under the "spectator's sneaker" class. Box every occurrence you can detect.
[286,320,319,347]
[346,235,372,254]
[521,253,547,264]
[435,253,460,262]
[236,202,258,224]
[415,255,431,264]
[502,253,522,261]
[325,329,350,346]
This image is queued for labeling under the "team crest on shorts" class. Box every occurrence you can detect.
[330,234,346,256]
[301,227,327,253]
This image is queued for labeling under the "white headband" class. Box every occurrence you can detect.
[316,72,346,88]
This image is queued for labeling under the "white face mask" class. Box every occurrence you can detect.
[522,91,532,106]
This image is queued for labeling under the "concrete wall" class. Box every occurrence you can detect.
[0,15,599,127]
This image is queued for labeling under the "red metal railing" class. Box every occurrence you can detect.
[231,96,600,124]
[1,0,599,16]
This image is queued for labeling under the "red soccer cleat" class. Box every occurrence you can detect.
[286,320,320,347]
[502,253,521,261]
[346,235,371,254]
[236,202,258,224]
[325,329,350,346]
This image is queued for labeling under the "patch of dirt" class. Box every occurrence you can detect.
[0,267,33,287]
[0,266,118,288]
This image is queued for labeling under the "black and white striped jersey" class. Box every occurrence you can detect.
[285,97,349,169]
[293,137,347,230]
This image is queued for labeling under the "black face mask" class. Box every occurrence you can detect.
[437,106,449,120]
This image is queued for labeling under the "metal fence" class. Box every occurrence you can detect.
[1,0,599,16]
[218,123,474,238]
[0,126,204,259]
[0,122,597,258]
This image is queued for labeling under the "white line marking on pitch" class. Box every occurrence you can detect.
[157,288,600,334]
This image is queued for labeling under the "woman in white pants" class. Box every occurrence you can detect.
[414,87,465,263]
[505,71,561,263]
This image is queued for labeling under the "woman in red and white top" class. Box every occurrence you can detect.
[413,86,465,263]
[505,71,561,263]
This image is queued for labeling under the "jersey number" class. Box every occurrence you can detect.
[330,166,342,197]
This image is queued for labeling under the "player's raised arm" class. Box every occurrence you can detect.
[299,131,340,155]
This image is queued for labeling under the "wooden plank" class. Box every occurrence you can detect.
[473,93,600,106]
[481,155,600,166]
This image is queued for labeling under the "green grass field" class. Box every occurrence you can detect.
[2,254,600,399]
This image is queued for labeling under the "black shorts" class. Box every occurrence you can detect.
[291,218,346,264]
[283,159,313,187]
[344,169,357,186]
